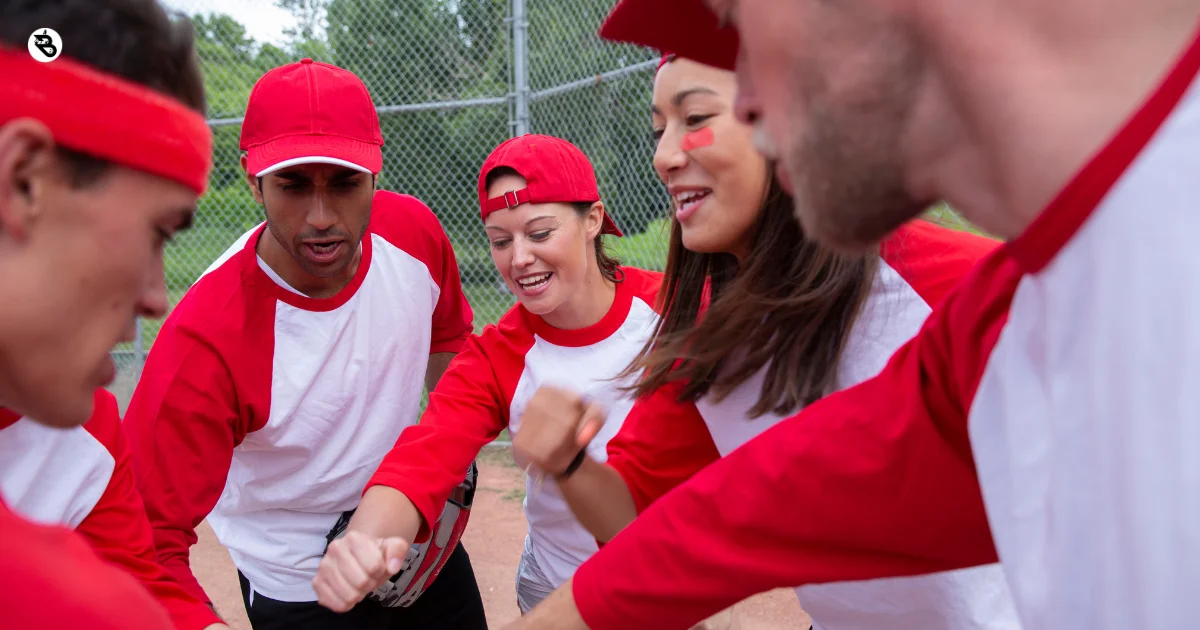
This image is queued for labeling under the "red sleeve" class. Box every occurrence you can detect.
[369,191,474,354]
[79,391,222,630]
[880,219,1001,308]
[571,253,1020,630]
[123,321,248,605]
[364,333,508,542]
[605,382,721,514]
[0,500,174,630]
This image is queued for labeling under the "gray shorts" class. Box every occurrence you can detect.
[514,536,557,614]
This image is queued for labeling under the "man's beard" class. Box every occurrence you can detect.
[784,41,933,251]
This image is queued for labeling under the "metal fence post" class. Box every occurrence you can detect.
[511,0,530,137]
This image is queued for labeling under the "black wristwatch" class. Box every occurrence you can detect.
[555,448,588,480]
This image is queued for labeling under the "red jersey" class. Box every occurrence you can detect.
[603,221,1016,630]
[0,485,174,629]
[124,190,474,603]
[366,267,664,589]
[0,390,221,629]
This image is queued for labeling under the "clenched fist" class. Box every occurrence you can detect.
[313,530,409,613]
[513,385,606,477]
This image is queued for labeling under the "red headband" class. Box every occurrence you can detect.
[0,47,212,196]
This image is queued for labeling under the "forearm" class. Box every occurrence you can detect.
[425,352,455,392]
[569,387,996,630]
[347,485,425,543]
[558,458,638,543]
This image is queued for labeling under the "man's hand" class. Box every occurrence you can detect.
[513,386,606,477]
[313,530,409,613]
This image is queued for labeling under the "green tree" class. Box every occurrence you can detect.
[175,0,671,333]
[524,0,666,235]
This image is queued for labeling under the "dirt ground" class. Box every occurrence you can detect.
[192,447,808,629]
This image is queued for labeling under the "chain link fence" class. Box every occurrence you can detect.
[109,0,974,403]
[110,0,670,399]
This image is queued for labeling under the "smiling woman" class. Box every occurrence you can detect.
[312,134,670,617]
[481,165,623,331]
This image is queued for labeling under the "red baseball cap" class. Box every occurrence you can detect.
[598,0,738,72]
[240,58,384,178]
[477,134,623,237]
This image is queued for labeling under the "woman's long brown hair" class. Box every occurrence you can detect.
[621,172,879,417]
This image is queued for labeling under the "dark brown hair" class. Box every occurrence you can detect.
[622,172,878,417]
[484,166,623,284]
[1,0,206,187]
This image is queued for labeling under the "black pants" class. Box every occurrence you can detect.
[238,542,488,630]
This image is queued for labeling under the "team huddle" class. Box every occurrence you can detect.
[2,0,1199,629]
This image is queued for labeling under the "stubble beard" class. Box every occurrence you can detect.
[785,39,935,252]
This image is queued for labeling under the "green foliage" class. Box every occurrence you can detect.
[924,201,993,237]
[178,0,674,337]
[609,217,670,272]
[171,0,985,361]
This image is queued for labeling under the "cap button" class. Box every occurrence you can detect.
[300,58,314,64]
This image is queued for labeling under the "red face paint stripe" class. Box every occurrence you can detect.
[680,127,714,152]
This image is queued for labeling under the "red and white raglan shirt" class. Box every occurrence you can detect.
[601,221,1018,630]
[0,389,223,630]
[365,266,662,594]
[0,496,175,630]
[570,23,1200,630]
[123,190,474,604]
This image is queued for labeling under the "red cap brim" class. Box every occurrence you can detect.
[246,134,383,177]
[599,0,739,71]
[601,213,624,237]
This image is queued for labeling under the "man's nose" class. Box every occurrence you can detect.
[307,194,338,231]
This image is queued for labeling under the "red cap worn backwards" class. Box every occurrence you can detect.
[478,134,623,237]
[240,58,384,178]
[599,0,739,71]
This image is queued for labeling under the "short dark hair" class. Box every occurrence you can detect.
[0,0,206,187]
[484,166,623,284]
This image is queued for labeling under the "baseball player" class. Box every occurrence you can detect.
[122,59,487,630]
[0,0,218,627]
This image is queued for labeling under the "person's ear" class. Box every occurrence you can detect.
[241,154,265,205]
[584,201,605,241]
[0,119,59,243]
